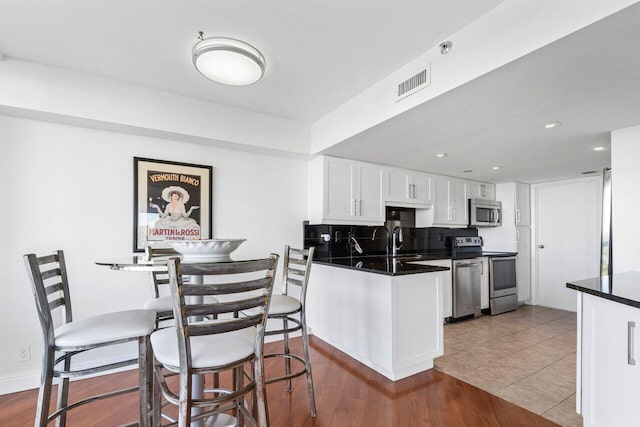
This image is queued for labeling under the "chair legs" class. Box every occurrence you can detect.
[300,320,316,417]
[282,319,292,391]
[35,348,54,427]
[56,359,71,427]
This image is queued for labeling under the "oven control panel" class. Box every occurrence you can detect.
[453,236,483,247]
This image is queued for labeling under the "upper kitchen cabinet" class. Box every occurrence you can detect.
[515,182,531,226]
[308,156,385,225]
[466,181,496,201]
[433,176,468,226]
[385,167,432,207]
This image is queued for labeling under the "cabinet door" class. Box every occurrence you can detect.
[385,168,410,204]
[324,158,356,220]
[480,257,489,309]
[412,172,432,205]
[451,179,468,225]
[582,295,640,426]
[515,182,531,226]
[414,259,452,320]
[516,227,531,302]
[356,163,384,222]
[433,177,452,223]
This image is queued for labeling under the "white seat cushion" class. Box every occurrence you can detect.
[55,309,156,348]
[151,320,256,369]
[144,296,219,313]
[268,295,301,316]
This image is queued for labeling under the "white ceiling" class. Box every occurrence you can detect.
[0,0,638,184]
[0,0,505,122]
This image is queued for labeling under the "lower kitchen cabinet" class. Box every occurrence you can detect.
[413,259,452,320]
[516,226,531,302]
[580,293,640,426]
[480,257,489,309]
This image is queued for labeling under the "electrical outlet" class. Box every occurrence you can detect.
[17,346,31,362]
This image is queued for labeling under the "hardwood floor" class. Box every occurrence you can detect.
[0,337,557,426]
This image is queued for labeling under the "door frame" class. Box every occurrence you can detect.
[530,176,602,308]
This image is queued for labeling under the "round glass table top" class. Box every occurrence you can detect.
[95,254,268,272]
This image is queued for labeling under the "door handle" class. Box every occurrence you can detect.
[629,321,636,366]
[537,245,544,249]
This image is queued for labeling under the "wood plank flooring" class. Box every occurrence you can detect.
[0,336,558,426]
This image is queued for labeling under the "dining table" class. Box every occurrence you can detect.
[95,254,263,427]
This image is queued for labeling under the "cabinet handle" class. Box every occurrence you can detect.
[516,209,521,224]
[359,199,362,216]
[629,321,637,366]
[406,183,410,200]
[516,229,520,244]
[448,206,452,220]
[452,207,456,221]
[352,199,356,216]
[411,184,415,199]
[481,184,486,198]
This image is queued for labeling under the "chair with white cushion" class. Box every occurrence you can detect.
[143,246,218,326]
[151,254,278,427]
[24,250,157,427]
[264,246,316,417]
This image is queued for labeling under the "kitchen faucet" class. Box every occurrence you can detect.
[372,226,391,255]
[392,226,403,256]
[348,232,364,254]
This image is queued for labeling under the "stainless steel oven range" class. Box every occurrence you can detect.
[488,256,518,315]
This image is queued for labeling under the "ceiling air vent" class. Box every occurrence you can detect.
[395,63,431,102]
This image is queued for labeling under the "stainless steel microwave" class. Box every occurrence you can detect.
[469,199,502,227]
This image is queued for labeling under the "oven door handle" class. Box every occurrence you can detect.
[455,262,482,268]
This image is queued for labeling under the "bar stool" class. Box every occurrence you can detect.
[142,246,218,326]
[23,250,157,427]
[264,246,317,416]
[150,255,278,427]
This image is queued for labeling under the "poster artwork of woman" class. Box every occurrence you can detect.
[148,186,201,239]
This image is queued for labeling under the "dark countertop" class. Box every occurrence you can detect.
[313,251,516,276]
[566,272,640,309]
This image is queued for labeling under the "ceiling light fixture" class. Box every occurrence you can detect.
[492,166,501,170]
[544,121,562,129]
[439,41,452,55]
[592,146,609,152]
[192,32,266,86]
[436,153,447,158]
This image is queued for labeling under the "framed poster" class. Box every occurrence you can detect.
[133,157,213,252]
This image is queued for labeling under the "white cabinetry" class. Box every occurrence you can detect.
[515,182,531,226]
[466,181,496,201]
[516,226,531,302]
[385,168,432,206]
[308,156,384,225]
[433,177,468,226]
[581,294,640,426]
[307,264,445,380]
[480,257,489,309]
[413,259,452,320]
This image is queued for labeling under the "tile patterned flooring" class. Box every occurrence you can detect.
[434,305,583,426]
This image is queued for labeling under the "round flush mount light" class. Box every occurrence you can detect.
[192,32,266,86]
[436,153,448,158]
[544,121,562,129]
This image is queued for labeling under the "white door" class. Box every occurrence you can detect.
[534,178,601,311]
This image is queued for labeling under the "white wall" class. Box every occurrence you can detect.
[0,114,308,394]
[611,125,640,272]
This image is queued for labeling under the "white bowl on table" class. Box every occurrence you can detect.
[167,239,246,260]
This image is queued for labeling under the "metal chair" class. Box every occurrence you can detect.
[142,246,218,326]
[24,250,157,427]
[264,246,317,416]
[150,255,279,427]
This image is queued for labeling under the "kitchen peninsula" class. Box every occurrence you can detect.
[567,272,640,427]
[306,256,450,381]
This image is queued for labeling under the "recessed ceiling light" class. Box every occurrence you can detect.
[544,121,562,129]
[436,153,447,158]
[592,146,609,152]
[492,166,501,170]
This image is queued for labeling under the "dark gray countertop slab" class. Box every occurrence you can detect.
[566,271,640,309]
[312,251,517,276]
